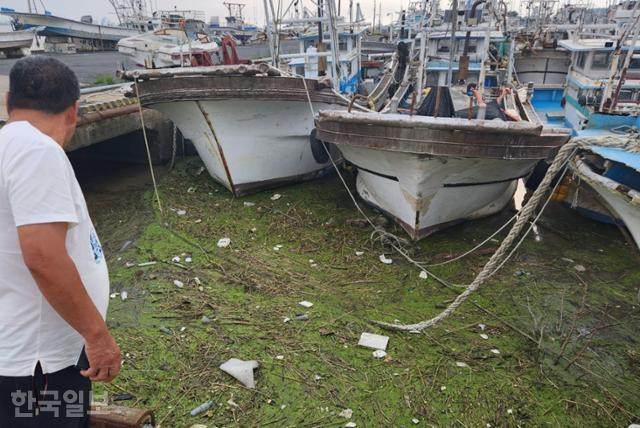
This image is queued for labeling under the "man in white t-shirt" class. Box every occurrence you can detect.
[0,56,120,426]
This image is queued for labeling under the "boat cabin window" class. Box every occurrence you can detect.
[618,88,636,102]
[591,51,612,69]
[576,52,588,69]
[630,55,640,68]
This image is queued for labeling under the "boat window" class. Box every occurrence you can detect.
[618,89,635,101]
[630,56,640,68]
[576,52,587,69]
[591,51,612,69]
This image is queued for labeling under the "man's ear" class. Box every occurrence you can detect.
[66,100,79,125]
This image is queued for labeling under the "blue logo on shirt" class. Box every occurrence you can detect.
[90,230,104,264]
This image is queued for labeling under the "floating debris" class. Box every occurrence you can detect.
[219,358,259,388]
[185,257,192,263]
[478,323,486,331]
[120,291,128,301]
[419,271,428,279]
[358,332,389,350]
[345,422,357,428]
[270,193,282,201]
[574,264,587,272]
[299,301,314,308]
[339,408,353,419]
[412,418,419,424]
[372,350,387,359]
[217,238,231,248]
[112,393,134,402]
[119,240,132,252]
[173,280,184,289]
[507,409,513,415]
[190,400,214,417]
[110,292,119,299]
[379,254,393,264]
[490,349,501,355]
[355,251,364,256]
[480,333,489,340]
[171,256,181,263]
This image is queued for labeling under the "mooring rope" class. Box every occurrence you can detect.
[134,80,163,214]
[296,71,640,331]
[373,135,640,331]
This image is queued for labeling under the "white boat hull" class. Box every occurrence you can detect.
[340,145,532,238]
[153,98,340,195]
[573,158,640,249]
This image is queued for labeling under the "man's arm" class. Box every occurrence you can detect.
[17,222,120,382]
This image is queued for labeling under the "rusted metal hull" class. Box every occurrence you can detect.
[315,110,570,240]
[134,73,346,196]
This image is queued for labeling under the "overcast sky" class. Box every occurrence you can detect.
[0,0,614,27]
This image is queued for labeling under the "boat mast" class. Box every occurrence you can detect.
[477,0,496,120]
[446,0,458,86]
[600,0,640,112]
[415,0,437,104]
[263,0,279,66]
[611,24,640,109]
[325,0,342,90]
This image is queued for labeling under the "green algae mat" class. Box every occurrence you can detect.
[81,158,640,427]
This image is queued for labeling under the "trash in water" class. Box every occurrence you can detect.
[299,301,314,308]
[419,271,428,279]
[180,326,187,332]
[490,349,500,354]
[220,358,259,389]
[275,355,284,360]
[173,280,184,289]
[171,256,181,263]
[372,350,387,358]
[345,422,357,427]
[440,386,447,391]
[270,194,282,201]
[119,240,132,252]
[480,333,489,340]
[412,418,419,424]
[339,408,353,419]
[176,209,187,216]
[217,238,231,248]
[314,375,322,381]
[456,361,469,368]
[478,323,486,331]
[574,264,586,272]
[355,251,364,256]
[185,257,192,263]
[379,255,393,264]
[358,332,389,350]
[283,317,291,323]
[110,292,119,299]
[120,291,128,301]
[190,400,214,417]
[244,202,256,207]
[137,261,157,267]
[294,314,309,321]
[159,326,172,335]
[112,393,134,402]
[194,277,201,286]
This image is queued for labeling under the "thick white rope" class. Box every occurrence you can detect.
[134,80,163,213]
[374,135,639,331]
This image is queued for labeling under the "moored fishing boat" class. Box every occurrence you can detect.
[315,98,570,239]
[123,64,348,196]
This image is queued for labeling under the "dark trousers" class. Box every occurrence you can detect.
[0,362,90,427]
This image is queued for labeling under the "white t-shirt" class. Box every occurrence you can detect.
[0,121,110,376]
